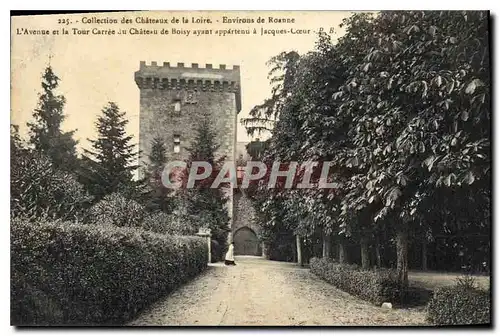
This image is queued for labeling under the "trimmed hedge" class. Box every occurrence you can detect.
[426,283,491,325]
[310,257,400,305]
[11,218,208,326]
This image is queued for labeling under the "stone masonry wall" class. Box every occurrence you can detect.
[135,62,240,232]
[233,190,260,237]
[138,88,237,165]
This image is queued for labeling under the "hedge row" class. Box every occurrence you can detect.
[11,218,208,326]
[310,257,400,305]
[426,283,491,325]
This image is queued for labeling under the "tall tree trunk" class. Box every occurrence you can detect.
[338,239,346,264]
[262,242,269,260]
[360,235,370,269]
[396,230,409,287]
[422,239,428,271]
[296,235,303,266]
[374,233,382,268]
[322,233,332,259]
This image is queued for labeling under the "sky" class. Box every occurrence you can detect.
[11,11,352,152]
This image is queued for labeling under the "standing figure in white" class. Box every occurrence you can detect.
[225,242,236,266]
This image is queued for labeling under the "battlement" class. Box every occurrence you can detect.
[139,61,240,72]
[135,61,241,90]
[135,61,242,112]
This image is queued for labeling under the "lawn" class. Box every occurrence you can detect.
[409,271,490,291]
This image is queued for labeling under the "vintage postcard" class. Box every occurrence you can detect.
[10,10,491,327]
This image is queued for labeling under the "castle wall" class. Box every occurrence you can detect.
[135,62,241,168]
[233,190,260,236]
[138,88,237,165]
[135,62,241,236]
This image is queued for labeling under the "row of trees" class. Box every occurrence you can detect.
[243,11,490,286]
[11,64,230,247]
[12,66,147,221]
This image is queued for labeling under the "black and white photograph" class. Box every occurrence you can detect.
[9,9,491,327]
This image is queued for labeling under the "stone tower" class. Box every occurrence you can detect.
[134,61,241,236]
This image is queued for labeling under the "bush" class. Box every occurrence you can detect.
[426,277,491,325]
[11,217,208,326]
[87,193,147,228]
[310,257,400,305]
[142,211,197,236]
[11,150,92,221]
[87,194,197,236]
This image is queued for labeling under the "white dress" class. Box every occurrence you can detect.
[225,244,234,261]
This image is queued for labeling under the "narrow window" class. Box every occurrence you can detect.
[174,101,181,113]
[173,134,181,153]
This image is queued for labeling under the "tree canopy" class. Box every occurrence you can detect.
[245,11,490,283]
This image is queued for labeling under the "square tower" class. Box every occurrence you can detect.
[135,61,241,164]
[135,61,241,234]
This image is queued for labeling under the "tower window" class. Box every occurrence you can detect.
[174,101,181,112]
[173,134,181,153]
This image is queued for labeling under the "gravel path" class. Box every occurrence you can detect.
[129,256,426,326]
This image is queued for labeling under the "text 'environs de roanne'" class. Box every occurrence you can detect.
[79,16,296,25]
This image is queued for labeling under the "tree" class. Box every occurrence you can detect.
[241,51,301,137]
[333,11,490,285]
[80,102,140,201]
[244,33,352,264]
[141,137,174,212]
[27,65,78,171]
[246,139,269,161]
[180,116,230,248]
[245,11,490,283]
[11,124,25,159]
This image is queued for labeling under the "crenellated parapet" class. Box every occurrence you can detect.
[135,61,241,91]
[135,76,241,92]
[135,61,241,112]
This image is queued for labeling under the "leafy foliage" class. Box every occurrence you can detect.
[141,137,174,213]
[180,116,230,249]
[241,51,301,137]
[310,257,400,305]
[245,11,490,283]
[142,211,197,236]
[426,277,490,325]
[87,193,195,236]
[334,11,490,228]
[245,139,269,162]
[11,217,207,325]
[11,126,92,221]
[86,192,147,228]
